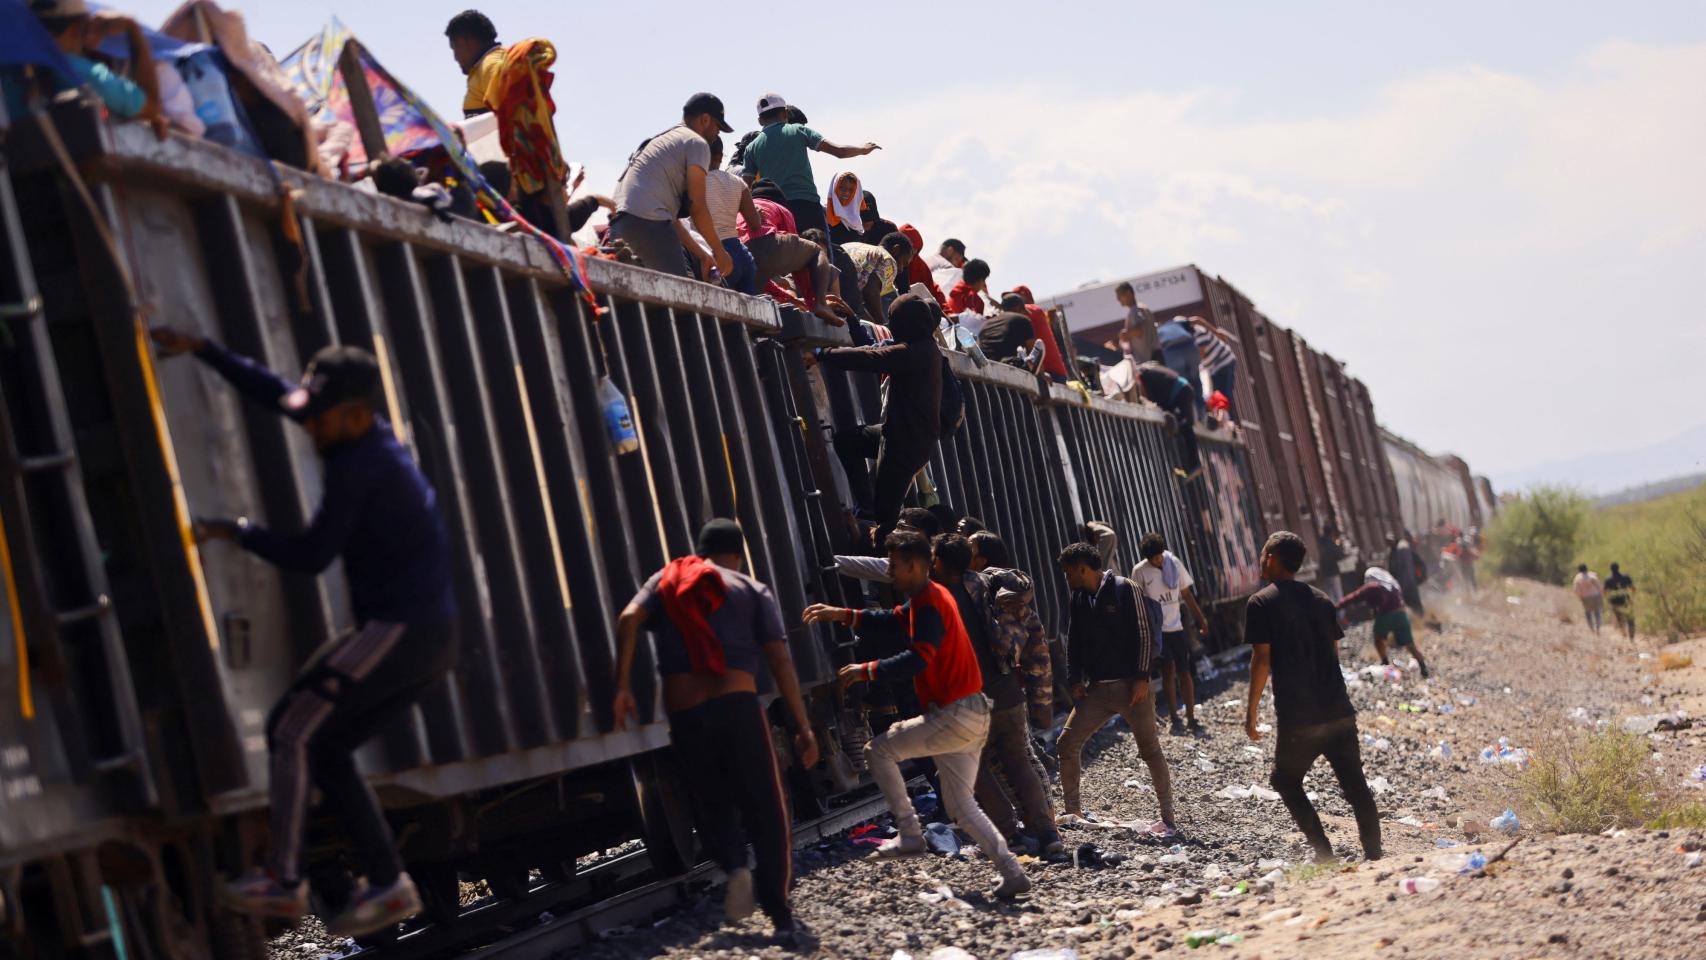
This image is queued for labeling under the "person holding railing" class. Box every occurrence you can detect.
[1134,360,1204,482]
[608,93,735,281]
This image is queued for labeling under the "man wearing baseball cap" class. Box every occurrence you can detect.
[609,92,736,281]
[739,92,880,237]
[149,325,456,939]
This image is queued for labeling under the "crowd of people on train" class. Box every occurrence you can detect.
[5,1,1486,952]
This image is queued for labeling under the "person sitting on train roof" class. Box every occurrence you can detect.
[807,293,943,543]
[148,326,456,939]
[928,236,967,297]
[738,91,880,237]
[946,257,992,324]
[6,1,165,134]
[979,293,1040,368]
[740,179,848,325]
[612,519,818,950]
[1007,285,1071,382]
[803,530,1035,900]
[1155,315,1206,415]
[445,8,504,118]
[608,92,734,281]
[1133,360,1204,483]
[898,224,948,305]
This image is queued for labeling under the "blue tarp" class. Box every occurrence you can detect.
[0,0,77,81]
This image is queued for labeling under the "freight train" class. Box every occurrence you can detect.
[0,102,1486,958]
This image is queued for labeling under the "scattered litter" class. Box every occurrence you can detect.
[1457,695,1477,707]
[1479,739,1530,768]
[1195,757,1218,773]
[925,823,962,855]
[1216,784,1252,800]
[1201,863,1224,881]
[1184,929,1241,948]
[929,949,978,960]
[1397,876,1442,894]
[1505,596,1522,605]
[1395,816,1425,827]
[1684,852,1703,869]
[1257,857,1288,870]
[1259,907,1301,923]
[1622,713,1691,735]
[1439,851,1487,874]
[1693,764,1706,782]
[1112,909,1142,922]
[1158,852,1189,865]
[919,885,972,910]
[1260,868,1285,885]
[1012,951,1078,960]
[1435,838,1460,848]
[1256,723,1272,734]
[1243,745,1264,755]
[1422,786,1449,801]
[1491,809,1521,834]
[1429,741,1454,761]
[1368,776,1392,795]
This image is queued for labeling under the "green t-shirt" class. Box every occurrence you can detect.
[741,122,823,202]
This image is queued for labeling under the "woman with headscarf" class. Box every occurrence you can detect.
[1335,567,1430,677]
[825,171,865,245]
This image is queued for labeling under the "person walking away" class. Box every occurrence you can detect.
[802,532,1034,899]
[612,519,818,947]
[1315,523,1347,604]
[809,294,943,538]
[1572,564,1604,634]
[739,92,878,236]
[1384,534,1425,616]
[149,328,455,937]
[1604,562,1636,639]
[1054,543,1178,836]
[1134,361,1203,481]
[446,10,504,117]
[1114,283,1160,363]
[1245,532,1383,864]
[1133,534,1210,735]
[1189,315,1239,420]
[1336,567,1430,677]
[933,536,1062,857]
[1155,315,1205,414]
[609,93,734,280]
[970,531,1056,733]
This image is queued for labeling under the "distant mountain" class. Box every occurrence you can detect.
[1596,473,1706,508]
[1493,421,1706,496]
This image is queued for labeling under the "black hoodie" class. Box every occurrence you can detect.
[813,293,943,449]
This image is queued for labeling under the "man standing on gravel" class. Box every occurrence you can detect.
[1245,532,1383,864]
[1573,564,1604,635]
[613,519,819,947]
[1604,562,1636,639]
[1133,533,1210,736]
[1055,543,1179,837]
[803,531,1033,899]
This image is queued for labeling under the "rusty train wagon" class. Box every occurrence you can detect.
[1381,429,1477,536]
[0,103,1269,957]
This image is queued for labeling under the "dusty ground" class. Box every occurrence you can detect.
[571,578,1706,960]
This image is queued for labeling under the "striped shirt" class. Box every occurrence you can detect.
[703,169,746,242]
[1193,326,1237,374]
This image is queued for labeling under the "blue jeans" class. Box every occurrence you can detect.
[1162,345,1204,415]
[720,237,757,295]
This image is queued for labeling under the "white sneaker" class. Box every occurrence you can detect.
[723,867,755,922]
[325,873,421,939]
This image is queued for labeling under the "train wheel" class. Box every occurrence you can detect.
[413,863,460,926]
[629,753,699,876]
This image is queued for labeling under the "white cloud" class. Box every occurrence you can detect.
[812,39,1706,482]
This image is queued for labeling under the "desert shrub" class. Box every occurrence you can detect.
[1520,728,1660,833]
[1484,486,1591,584]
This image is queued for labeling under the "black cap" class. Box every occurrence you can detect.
[697,518,745,557]
[683,92,734,133]
[282,345,381,419]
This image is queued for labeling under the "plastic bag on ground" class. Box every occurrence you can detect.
[1491,809,1521,834]
[1368,776,1392,795]
[929,948,978,960]
[925,822,961,855]
[1011,951,1079,960]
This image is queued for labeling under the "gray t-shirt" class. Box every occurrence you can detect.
[632,564,786,676]
[613,124,712,222]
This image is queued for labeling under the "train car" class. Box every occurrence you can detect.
[1381,430,1477,537]
[0,101,1274,958]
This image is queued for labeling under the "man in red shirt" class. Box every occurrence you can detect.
[803,531,1033,899]
[1009,285,1070,380]
[945,259,991,317]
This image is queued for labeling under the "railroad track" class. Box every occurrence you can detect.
[344,781,907,960]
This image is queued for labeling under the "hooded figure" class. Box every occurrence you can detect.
[825,171,865,239]
[814,293,944,538]
[899,224,947,305]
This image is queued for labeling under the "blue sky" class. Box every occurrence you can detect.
[128,1,1706,491]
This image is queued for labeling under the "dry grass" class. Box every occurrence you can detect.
[1519,728,1662,833]
[1657,651,1694,671]
[1648,802,1706,830]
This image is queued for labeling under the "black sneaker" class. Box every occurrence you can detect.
[1187,718,1207,736]
[774,917,819,953]
[1169,717,1186,736]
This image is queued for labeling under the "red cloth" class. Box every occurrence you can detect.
[1207,390,1230,412]
[1009,285,1069,378]
[946,280,984,316]
[657,556,728,674]
[898,224,946,305]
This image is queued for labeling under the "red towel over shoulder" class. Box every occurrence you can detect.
[658,556,728,674]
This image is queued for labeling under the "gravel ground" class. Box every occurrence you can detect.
[274,578,1706,959]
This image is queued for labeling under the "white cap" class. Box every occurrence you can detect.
[756,93,788,116]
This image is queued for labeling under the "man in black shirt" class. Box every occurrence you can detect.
[978,293,1038,365]
[1055,543,1177,836]
[1244,531,1382,863]
[1134,361,1202,482]
[1604,562,1636,639]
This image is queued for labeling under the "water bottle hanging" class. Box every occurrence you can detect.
[589,294,640,455]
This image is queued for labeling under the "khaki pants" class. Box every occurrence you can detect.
[865,694,1017,869]
[1057,679,1176,823]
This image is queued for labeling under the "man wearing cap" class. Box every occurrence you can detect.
[610,93,735,281]
[740,93,879,238]
[148,326,456,938]
[612,519,819,948]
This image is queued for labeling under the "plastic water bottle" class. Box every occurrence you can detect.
[953,323,989,367]
[1398,877,1441,895]
[599,377,639,454]
[1491,809,1520,834]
